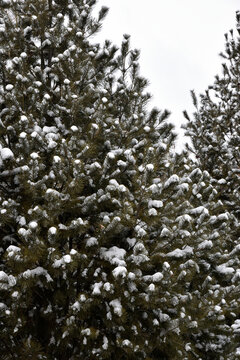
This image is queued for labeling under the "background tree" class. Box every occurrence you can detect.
[183,11,240,225]
[182,11,240,359]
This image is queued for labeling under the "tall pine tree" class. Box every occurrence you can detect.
[183,11,240,359]
[0,0,177,358]
[183,12,240,225]
[0,1,239,359]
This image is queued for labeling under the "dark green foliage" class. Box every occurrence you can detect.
[183,11,240,359]
[183,13,240,224]
[0,1,239,359]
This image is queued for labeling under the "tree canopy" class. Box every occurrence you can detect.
[0,1,239,359]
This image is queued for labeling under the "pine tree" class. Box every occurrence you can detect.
[183,12,240,225]
[146,153,239,360]
[182,12,240,359]
[0,1,239,359]
[0,0,176,358]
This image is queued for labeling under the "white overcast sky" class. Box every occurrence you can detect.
[95,0,239,149]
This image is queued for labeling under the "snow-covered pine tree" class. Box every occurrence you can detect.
[0,0,177,358]
[0,1,239,359]
[183,12,240,226]
[182,12,240,359]
[147,153,239,360]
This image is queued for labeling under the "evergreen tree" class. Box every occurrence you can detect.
[147,154,239,360]
[0,0,176,358]
[183,12,240,225]
[0,1,239,359]
[182,12,240,359]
